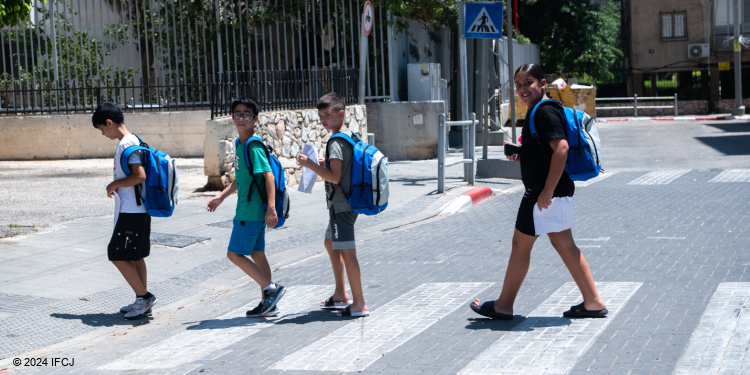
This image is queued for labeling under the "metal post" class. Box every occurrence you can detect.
[438,114,446,193]
[634,94,638,117]
[674,94,678,116]
[469,112,476,186]
[506,0,516,142]
[359,26,367,104]
[459,37,470,181]
[732,0,745,116]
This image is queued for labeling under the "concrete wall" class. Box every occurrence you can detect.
[204,106,368,190]
[365,101,444,161]
[0,111,208,160]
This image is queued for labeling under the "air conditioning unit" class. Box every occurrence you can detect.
[688,43,710,59]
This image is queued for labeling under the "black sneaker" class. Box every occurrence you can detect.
[246,301,264,318]
[260,283,286,314]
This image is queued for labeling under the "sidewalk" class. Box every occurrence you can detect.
[0,146,522,362]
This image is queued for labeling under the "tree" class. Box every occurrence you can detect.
[0,0,33,27]
[517,0,622,81]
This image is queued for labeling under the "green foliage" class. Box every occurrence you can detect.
[517,0,622,81]
[0,0,33,27]
[381,0,458,34]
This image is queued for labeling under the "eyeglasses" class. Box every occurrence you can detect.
[233,113,256,120]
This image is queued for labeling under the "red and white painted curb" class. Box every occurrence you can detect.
[440,187,495,215]
[599,115,730,122]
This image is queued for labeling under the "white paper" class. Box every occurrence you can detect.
[297,144,319,193]
[533,196,575,236]
[113,191,121,229]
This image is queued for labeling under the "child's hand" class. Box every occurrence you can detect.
[106,182,117,197]
[264,207,278,229]
[297,154,311,168]
[205,196,224,212]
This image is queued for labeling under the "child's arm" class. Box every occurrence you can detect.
[106,163,146,197]
[205,180,237,212]
[297,154,343,184]
[262,171,278,228]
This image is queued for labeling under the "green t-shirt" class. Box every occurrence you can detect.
[234,140,272,221]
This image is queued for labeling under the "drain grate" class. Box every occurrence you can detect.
[151,232,210,248]
[207,220,233,229]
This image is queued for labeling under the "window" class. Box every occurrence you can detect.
[661,11,687,40]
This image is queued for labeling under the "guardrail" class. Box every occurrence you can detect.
[438,113,477,194]
[596,94,678,117]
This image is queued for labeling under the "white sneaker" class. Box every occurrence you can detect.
[120,300,152,315]
[124,294,157,320]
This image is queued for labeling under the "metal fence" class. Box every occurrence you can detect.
[210,67,358,118]
[0,0,390,116]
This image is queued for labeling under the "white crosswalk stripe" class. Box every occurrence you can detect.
[574,172,617,187]
[98,285,328,370]
[627,170,691,185]
[675,282,750,374]
[709,169,750,182]
[458,282,642,375]
[270,282,492,372]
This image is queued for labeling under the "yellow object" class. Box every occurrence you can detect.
[719,61,730,71]
[512,86,597,121]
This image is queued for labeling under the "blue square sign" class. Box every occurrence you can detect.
[464,2,504,39]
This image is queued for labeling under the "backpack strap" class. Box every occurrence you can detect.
[528,99,562,140]
[325,132,358,201]
[121,135,149,207]
[236,136,271,204]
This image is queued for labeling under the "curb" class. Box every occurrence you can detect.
[600,115,731,122]
[439,186,495,216]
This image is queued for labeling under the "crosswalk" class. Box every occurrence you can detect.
[571,169,750,188]
[95,282,749,374]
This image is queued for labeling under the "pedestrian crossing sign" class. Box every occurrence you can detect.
[464,2,504,39]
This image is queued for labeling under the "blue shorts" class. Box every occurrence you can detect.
[228,220,266,255]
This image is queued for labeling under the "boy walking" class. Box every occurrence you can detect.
[93,102,157,320]
[205,96,286,317]
[297,92,369,317]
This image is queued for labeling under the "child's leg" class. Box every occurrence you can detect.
[227,251,272,287]
[250,250,272,298]
[340,248,366,313]
[325,238,350,303]
[488,228,537,315]
[132,258,147,290]
[112,260,148,296]
[548,229,606,311]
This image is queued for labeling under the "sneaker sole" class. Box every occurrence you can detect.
[120,308,152,315]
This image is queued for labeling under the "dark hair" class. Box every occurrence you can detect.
[91,102,123,127]
[514,63,545,81]
[230,96,260,115]
[317,92,345,112]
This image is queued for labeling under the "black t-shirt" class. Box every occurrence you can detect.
[520,101,575,195]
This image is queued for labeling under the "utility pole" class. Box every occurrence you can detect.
[732,0,745,116]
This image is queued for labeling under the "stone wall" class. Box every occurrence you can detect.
[204,105,367,190]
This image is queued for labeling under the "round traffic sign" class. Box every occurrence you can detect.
[363,1,373,36]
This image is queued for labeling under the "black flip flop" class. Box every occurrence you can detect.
[320,296,351,310]
[337,305,369,317]
[563,302,608,318]
[469,300,513,320]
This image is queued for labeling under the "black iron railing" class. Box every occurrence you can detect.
[210,68,359,119]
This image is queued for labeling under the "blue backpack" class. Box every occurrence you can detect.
[327,132,389,215]
[235,136,290,228]
[120,134,178,217]
[529,99,603,181]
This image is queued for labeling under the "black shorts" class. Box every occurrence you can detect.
[515,184,575,237]
[108,213,151,261]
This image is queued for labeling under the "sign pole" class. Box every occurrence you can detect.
[506,0,516,142]
[359,2,373,105]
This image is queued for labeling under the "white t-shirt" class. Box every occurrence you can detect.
[114,134,147,213]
